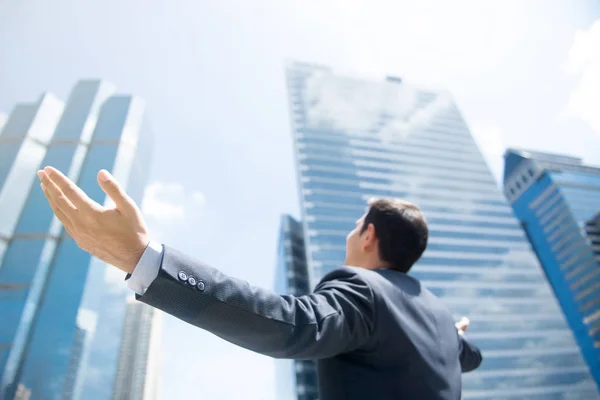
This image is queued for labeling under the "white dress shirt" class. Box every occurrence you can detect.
[127,240,163,295]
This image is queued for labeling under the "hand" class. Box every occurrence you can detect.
[37,166,150,274]
[455,316,469,336]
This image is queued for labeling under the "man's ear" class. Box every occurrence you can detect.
[362,223,378,249]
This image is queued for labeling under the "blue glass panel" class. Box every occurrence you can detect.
[53,80,106,141]
[0,105,37,140]
[92,96,133,141]
[15,145,79,234]
[463,371,591,390]
[429,286,547,298]
[0,239,46,283]
[411,270,543,284]
[553,171,600,187]
[478,352,584,370]
[18,238,92,398]
[311,231,523,248]
[0,142,23,189]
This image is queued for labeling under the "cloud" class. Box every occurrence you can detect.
[142,182,186,220]
[303,71,418,133]
[564,19,600,133]
[380,92,452,143]
[301,70,454,146]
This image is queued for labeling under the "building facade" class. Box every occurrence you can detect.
[274,215,318,400]
[503,148,600,388]
[283,62,598,398]
[112,296,162,400]
[0,80,153,399]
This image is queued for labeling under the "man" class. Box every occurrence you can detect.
[37,166,482,400]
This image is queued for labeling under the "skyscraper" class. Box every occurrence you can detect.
[503,148,600,387]
[112,296,162,400]
[274,215,318,400]
[283,62,598,398]
[0,80,153,399]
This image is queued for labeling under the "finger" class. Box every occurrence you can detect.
[43,166,100,212]
[39,171,78,218]
[41,182,74,228]
[97,169,136,212]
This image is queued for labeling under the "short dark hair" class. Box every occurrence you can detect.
[360,198,428,273]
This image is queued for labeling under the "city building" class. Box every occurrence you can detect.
[274,215,318,400]
[0,80,153,399]
[281,61,598,398]
[112,296,162,400]
[503,148,600,387]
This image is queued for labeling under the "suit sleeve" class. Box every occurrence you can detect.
[136,245,376,360]
[458,334,483,372]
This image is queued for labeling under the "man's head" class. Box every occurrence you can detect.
[344,198,428,273]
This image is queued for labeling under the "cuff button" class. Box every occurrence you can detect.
[178,271,188,281]
[197,280,206,291]
[188,276,197,286]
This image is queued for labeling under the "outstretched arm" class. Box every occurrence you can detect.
[455,317,483,372]
[137,247,375,359]
[458,335,483,372]
[37,166,375,359]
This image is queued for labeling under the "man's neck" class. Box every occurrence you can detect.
[346,258,389,271]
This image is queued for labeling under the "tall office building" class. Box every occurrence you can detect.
[274,215,318,400]
[0,80,153,399]
[112,296,162,400]
[282,62,598,399]
[503,148,600,387]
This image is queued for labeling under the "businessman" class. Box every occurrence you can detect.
[37,166,482,400]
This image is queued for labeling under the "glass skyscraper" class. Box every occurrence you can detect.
[112,296,162,400]
[282,61,598,399]
[504,148,600,388]
[274,215,318,400]
[0,80,153,399]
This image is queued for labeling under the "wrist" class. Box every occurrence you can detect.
[122,237,150,274]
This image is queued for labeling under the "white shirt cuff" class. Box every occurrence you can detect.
[127,240,163,295]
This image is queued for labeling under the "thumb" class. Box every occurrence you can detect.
[98,169,135,211]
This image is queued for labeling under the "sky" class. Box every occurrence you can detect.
[1,0,600,399]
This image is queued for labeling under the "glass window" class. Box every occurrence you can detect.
[552,171,600,188]
[0,237,7,260]
[0,141,23,185]
[428,286,547,298]
[411,269,544,284]
[477,352,584,370]
[463,370,591,391]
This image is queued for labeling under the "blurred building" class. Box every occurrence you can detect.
[112,296,162,400]
[0,80,153,399]
[274,215,318,400]
[503,148,600,387]
[279,61,598,398]
[0,113,7,132]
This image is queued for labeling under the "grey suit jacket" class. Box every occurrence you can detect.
[136,246,482,400]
